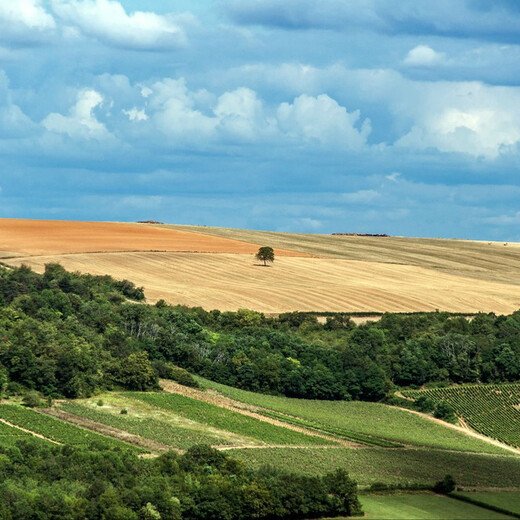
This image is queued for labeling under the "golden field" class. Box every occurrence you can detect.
[2,219,520,314]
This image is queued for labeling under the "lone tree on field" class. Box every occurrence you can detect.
[256,246,275,267]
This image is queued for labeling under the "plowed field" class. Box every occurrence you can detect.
[0,219,302,257]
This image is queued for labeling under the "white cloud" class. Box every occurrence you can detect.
[148,79,218,142]
[138,79,372,150]
[0,0,55,43]
[123,107,148,121]
[0,0,55,30]
[277,94,370,149]
[404,45,445,67]
[50,0,186,50]
[386,172,401,182]
[42,89,111,140]
[215,87,274,142]
[395,82,520,158]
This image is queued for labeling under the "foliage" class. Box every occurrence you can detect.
[1,263,520,405]
[22,390,44,408]
[433,474,456,494]
[0,440,362,520]
[255,246,275,266]
[154,361,200,388]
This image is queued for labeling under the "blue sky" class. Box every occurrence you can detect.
[1,1,520,239]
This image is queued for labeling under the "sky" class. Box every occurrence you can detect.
[1,1,520,239]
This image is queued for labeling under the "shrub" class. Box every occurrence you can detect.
[433,474,456,494]
[415,395,435,413]
[153,361,200,388]
[22,391,43,408]
[433,401,457,423]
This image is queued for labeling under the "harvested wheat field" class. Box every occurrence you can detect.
[160,224,520,287]
[2,218,520,314]
[6,251,520,314]
[0,219,301,258]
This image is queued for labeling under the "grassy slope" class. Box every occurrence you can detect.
[62,392,328,448]
[402,384,520,448]
[198,378,508,454]
[125,392,331,446]
[457,491,520,515]
[356,493,512,520]
[60,400,234,450]
[229,447,520,488]
[0,404,143,452]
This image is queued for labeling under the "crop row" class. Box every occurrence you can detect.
[128,392,332,446]
[0,420,31,437]
[60,402,230,450]
[402,384,520,448]
[257,410,403,448]
[0,405,144,453]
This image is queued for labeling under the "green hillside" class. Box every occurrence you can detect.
[402,384,520,448]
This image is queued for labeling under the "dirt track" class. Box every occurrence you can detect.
[394,406,520,456]
[0,417,61,445]
[41,407,177,453]
[159,380,358,447]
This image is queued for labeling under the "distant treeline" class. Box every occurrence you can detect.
[0,441,362,520]
[0,264,519,402]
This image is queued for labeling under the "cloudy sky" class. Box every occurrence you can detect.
[1,0,520,239]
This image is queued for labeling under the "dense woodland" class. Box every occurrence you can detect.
[0,264,519,402]
[0,441,361,520]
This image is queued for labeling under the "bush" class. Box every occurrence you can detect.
[22,391,44,408]
[153,361,200,388]
[433,474,456,494]
[97,399,104,407]
[415,395,436,413]
[120,408,128,415]
[433,401,457,423]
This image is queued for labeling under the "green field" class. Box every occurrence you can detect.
[60,398,232,449]
[355,493,513,519]
[126,392,331,446]
[402,383,520,448]
[228,447,520,488]
[455,491,520,516]
[198,378,508,454]
[0,405,143,453]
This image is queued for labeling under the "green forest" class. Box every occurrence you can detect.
[0,263,519,402]
[0,263,519,519]
[0,441,361,520]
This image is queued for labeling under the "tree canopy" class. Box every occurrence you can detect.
[256,246,275,266]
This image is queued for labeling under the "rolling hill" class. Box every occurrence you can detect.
[2,218,520,314]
